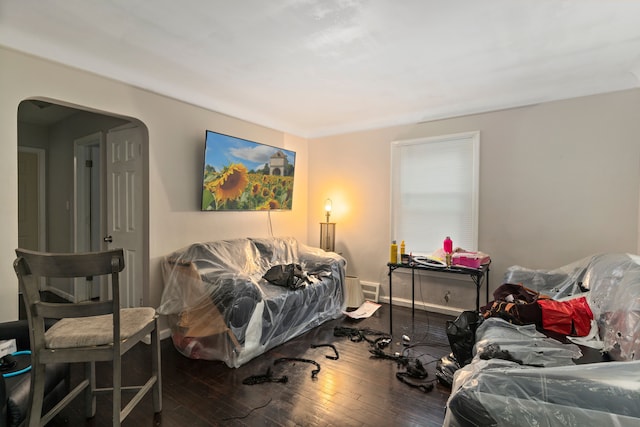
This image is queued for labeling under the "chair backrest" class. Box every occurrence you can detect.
[14,248,126,349]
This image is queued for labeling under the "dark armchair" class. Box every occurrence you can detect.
[0,320,69,427]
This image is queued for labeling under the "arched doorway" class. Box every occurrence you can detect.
[17,99,149,308]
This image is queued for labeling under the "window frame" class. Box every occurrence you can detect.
[390,131,480,254]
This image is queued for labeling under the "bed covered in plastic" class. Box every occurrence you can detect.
[444,253,640,426]
[157,237,346,368]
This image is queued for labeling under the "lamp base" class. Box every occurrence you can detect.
[320,222,336,252]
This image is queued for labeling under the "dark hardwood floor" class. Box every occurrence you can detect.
[48,304,455,426]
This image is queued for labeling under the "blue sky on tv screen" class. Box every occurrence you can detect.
[205,131,296,172]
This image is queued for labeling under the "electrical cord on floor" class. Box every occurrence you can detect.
[273,357,321,379]
[242,367,288,385]
[221,397,273,421]
[396,373,436,393]
[334,326,391,344]
[370,348,436,393]
[416,272,432,343]
[336,322,442,394]
[404,273,451,349]
[310,343,339,360]
[369,347,410,365]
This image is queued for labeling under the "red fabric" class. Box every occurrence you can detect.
[537,296,593,336]
[538,299,573,335]
[567,297,594,336]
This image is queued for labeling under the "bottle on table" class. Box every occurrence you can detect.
[390,240,398,264]
[444,236,453,266]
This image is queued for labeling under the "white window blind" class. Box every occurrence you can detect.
[391,131,479,254]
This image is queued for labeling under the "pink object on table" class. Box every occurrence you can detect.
[443,236,453,254]
[452,251,491,269]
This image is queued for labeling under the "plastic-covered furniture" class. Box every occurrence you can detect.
[445,253,640,426]
[157,237,346,368]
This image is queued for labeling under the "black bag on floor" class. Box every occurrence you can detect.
[446,310,483,367]
[436,353,460,388]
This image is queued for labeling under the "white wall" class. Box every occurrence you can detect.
[309,89,640,312]
[0,47,309,321]
[3,45,639,320]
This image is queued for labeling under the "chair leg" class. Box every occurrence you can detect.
[27,363,46,427]
[84,362,96,418]
[151,320,162,413]
[113,351,122,427]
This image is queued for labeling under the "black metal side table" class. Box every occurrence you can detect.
[386,261,490,335]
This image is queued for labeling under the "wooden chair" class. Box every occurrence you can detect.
[13,248,162,427]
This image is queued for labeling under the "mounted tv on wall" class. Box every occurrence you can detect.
[201,130,296,211]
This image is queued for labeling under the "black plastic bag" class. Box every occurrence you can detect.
[435,353,460,388]
[446,310,483,367]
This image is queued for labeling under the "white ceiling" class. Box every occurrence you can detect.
[2,0,640,137]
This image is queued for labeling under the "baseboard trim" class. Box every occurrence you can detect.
[159,327,172,341]
[380,295,464,317]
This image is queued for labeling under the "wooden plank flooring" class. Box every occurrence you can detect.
[47,304,455,426]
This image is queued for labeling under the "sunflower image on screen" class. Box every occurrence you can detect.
[201,131,296,211]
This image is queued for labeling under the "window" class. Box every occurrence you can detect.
[390,131,479,254]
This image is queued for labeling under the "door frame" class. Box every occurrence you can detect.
[17,146,46,253]
[17,98,149,308]
[73,131,105,301]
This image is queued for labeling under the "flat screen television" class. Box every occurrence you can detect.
[201,130,296,211]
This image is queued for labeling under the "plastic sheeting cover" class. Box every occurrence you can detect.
[445,253,640,426]
[503,256,592,299]
[157,237,346,368]
[504,253,640,361]
[474,317,582,367]
[444,359,640,426]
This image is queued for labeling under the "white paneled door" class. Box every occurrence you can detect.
[106,126,144,308]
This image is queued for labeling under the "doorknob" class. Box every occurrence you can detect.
[104,235,113,243]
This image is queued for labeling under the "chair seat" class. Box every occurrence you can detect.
[45,308,157,349]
